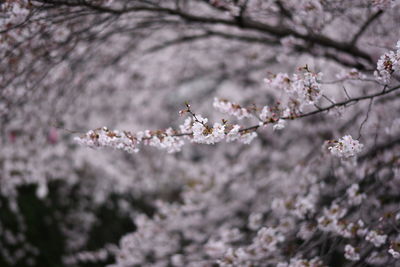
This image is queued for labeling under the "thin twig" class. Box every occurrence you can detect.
[357,98,374,140]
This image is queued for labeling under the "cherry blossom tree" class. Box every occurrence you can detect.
[1,0,400,266]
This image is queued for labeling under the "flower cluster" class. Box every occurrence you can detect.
[259,105,289,130]
[264,67,323,111]
[214,226,286,266]
[328,135,364,158]
[75,114,259,153]
[366,230,387,247]
[63,247,113,265]
[213,98,253,120]
[375,41,400,84]
[190,116,226,144]
[74,127,140,153]
[389,242,400,259]
[346,184,366,206]
[248,213,263,230]
[336,68,367,80]
[317,203,352,235]
[344,244,360,261]
[372,0,396,9]
[0,0,30,27]
[252,227,285,253]
[271,189,319,219]
[180,114,258,145]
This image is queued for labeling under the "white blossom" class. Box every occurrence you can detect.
[252,227,285,252]
[344,244,360,261]
[213,98,253,120]
[264,69,323,111]
[248,213,263,230]
[389,247,400,259]
[220,228,243,243]
[366,230,387,247]
[205,240,227,258]
[328,135,363,158]
[74,128,140,153]
[238,131,258,144]
[273,119,286,131]
[346,184,366,206]
[374,41,400,84]
[259,105,272,122]
[192,121,225,144]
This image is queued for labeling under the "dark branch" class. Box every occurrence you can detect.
[350,10,384,46]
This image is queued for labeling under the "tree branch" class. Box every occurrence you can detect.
[350,10,384,46]
[34,0,375,68]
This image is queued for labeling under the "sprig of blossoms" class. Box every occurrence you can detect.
[259,104,290,130]
[75,110,259,153]
[74,127,141,153]
[190,115,226,144]
[264,66,323,112]
[213,98,253,120]
[147,128,185,153]
[76,68,328,155]
[328,135,363,158]
[374,41,400,84]
[74,127,186,154]
[181,113,258,145]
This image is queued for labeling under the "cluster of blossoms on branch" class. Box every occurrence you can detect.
[263,67,323,112]
[74,110,258,154]
[213,98,254,120]
[327,135,364,158]
[75,66,367,161]
[75,67,323,153]
[375,41,400,84]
